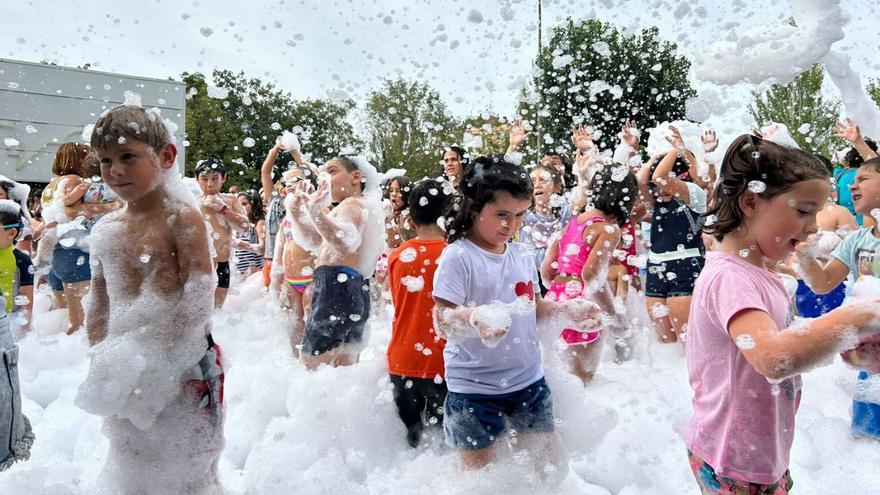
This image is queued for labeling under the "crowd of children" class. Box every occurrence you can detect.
[2,97,880,494]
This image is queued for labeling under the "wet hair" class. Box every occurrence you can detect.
[81,150,101,178]
[382,176,411,212]
[587,165,639,226]
[408,179,451,227]
[543,152,576,190]
[52,142,90,177]
[331,156,364,192]
[90,105,172,153]
[236,189,265,223]
[443,146,469,166]
[0,206,23,241]
[195,157,227,177]
[844,138,878,168]
[704,134,830,241]
[528,164,564,217]
[445,155,533,243]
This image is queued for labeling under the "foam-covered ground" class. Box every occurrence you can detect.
[2,275,880,494]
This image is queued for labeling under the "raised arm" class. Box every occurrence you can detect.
[261,142,284,205]
[835,119,879,161]
[651,150,692,204]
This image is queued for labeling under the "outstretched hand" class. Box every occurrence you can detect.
[621,120,640,149]
[834,118,862,144]
[572,125,595,152]
[509,120,527,149]
[665,125,685,152]
[701,130,718,152]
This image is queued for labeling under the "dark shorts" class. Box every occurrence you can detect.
[216,261,230,289]
[444,377,554,451]
[645,256,704,298]
[300,265,370,356]
[47,247,91,291]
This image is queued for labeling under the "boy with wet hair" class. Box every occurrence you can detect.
[0,201,34,335]
[287,155,384,369]
[195,157,249,309]
[77,104,225,494]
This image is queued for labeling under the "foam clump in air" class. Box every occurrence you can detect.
[694,0,845,86]
[839,277,880,373]
[279,130,301,152]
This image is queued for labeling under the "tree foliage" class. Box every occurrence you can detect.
[364,78,458,179]
[182,69,360,190]
[748,64,842,157]
[869,79,880,109]
[519,18,696,159]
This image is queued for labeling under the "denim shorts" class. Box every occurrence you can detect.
[444,377,554,451]
[47,247,91,290]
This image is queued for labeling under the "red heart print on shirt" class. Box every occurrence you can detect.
[514,281,535,301]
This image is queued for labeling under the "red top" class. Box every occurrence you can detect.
[387,238,447,378]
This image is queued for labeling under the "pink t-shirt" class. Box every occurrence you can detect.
[685,251,802,484]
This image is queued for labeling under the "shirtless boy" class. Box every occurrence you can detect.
[195,158,249,308]
[288,156,384,369]
[78,104,224,494]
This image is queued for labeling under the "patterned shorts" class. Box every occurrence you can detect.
[687,450,793,495]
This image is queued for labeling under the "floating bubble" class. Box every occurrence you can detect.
[735,334,756,350]
[337,273,349,283]
[747,180,766,193]
[399,247,418,263]
[139,253,151,263]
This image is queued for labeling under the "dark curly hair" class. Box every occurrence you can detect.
[587,164,638,226]
[703,135,829,241]
[445,155,533,243]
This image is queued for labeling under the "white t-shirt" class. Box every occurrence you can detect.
[432,239,543,395]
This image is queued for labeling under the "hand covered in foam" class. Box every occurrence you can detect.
[469,303,514,348]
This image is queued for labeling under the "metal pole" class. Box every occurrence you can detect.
[536,0,543,156]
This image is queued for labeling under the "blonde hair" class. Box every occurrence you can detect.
[90,105,172,153]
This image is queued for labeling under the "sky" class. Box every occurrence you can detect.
[3,0,879,133]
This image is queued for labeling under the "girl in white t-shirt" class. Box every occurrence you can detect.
[433,156,605,476]
[686,134,880,493]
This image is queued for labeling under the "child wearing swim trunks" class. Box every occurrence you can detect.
[195,158,249,309]
[386,179,449,448]
[76,105,224,494]
[432,156,603,474]
[272,166,318,357]
[287,156,385,370]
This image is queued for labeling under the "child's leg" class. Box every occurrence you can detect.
[460,447,493,470]
[214,261,230,309]
[567,339,604,385]
[424,380,448,427]
[666,295,693,341]
[515,431,569,483]
[63,280,89,334]
[390,375,428,447]
[289,288,305,357]
[645,296,676,343]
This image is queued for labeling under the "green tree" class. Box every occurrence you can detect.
[364,78,458,179]
[182,70,360,190]
[748,64,842,156]
[519,18,696,159]
[868,79,880,108]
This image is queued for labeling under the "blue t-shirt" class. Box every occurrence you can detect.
[831,227,880,278]
[432,239,543,395]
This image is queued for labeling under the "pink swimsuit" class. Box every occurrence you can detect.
[547,216,605,345]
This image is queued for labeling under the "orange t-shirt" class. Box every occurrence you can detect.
[386,238,447,379]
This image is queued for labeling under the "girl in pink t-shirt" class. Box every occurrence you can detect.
[686,134,880,494]
[541,165,638,385]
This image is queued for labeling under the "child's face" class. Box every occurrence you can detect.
[530,168,558,207]
[442,151,462,178]
[197,171,226,195]
[238,196,253,216]
[750,178,829,261]
[0,226,16,250]
[322,159,361,203]
[470,190,531,252]
[851,166,880,215]
[98,140,174,203]
[388,180,404,211]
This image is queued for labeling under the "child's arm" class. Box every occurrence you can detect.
[305,181,364,254]
[261,142,283,205]
[539,235,561,287]
[61,178,89,206]
[433,297,513,344]
[270,222,286,292]
[729,303,880,380]
[835,119,880,161]
[651,150,693,203]
[222,195,250,232]
[793,244,851,294]
[579,226,622,316]
[636,161,656,208]
[84,257,110,346]
[285,183,323,253]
